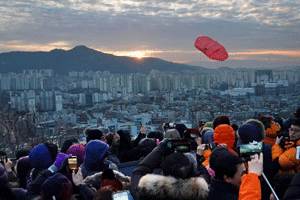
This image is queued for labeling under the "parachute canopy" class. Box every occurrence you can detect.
[195,35,228,61]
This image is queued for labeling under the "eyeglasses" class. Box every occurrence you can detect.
[289,128,300,133]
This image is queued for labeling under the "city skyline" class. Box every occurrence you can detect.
[0,0,299,68]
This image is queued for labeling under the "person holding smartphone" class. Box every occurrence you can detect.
[273,118,300,172]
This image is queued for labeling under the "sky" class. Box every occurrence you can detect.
[0,0,299,68]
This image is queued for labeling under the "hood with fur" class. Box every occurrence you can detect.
[138,174,209,200]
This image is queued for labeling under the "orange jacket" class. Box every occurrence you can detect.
[239,173,261,200]
[263,123,280,147]
[272,139,300,171]
[202,149,211,167]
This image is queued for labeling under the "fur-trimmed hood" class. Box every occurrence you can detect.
[83,169,131,185]
[138,174,209,200]
[238,119,266,144]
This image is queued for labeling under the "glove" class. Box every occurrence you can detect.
[155,138,172,156]
[48,153,72,173]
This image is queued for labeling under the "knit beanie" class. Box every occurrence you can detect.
[84,140,109,171]
[204,122,213,128]
[165,129,181,139]
[213,116,230,129]
[29,143,57,170]
[0,163,8,186]
[238,119,266,144]
[209,146,229,171]
[161,152,193,179]
[15,156,33,178]
[42,173,73,200]
[66,144,86,166]
[202,130,214,144]
[213,124,235,150]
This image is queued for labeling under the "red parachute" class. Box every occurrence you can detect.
[195,35,228,61]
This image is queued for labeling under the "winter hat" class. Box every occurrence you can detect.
[15,156,32,178]
[210,150,245,177]
[42,173,73,200]
[202,130,214,144]
[165,129,181,139]
[147,131,164,141]
[0,163,8,186]
[61,138,78,153]
[209,146,229,171]
[84,140,109,171]
[238,119,266,144]
[213,115,230,129]
[66,144,86,166]
[161,152,193,179]
[204,122,213,128]
[213,124,235,150]
[29,143,57,170]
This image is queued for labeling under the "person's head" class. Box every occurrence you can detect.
[85,127,105,143]
[42,173,73,200]
[210,148,246,189]
[161,152,193,179]
[105,132,120,146]
[66,143,86,166]
[93,186,118,200]
[60,138,78,153]
[83,140,109,172]
[15,156,33,189]
[164,129,181,139]
[289,118,300,141]
[147,131,164,141]
[238,119,266,144]
[201,128,214,144]
[213,124,235,149]
[15,150,30,160]
[29,142,58,170]
[213,115,230,129]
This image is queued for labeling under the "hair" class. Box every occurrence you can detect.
[147,131,164,141]
[292,118,300,127]
[93,186,117,200]
[16,150,30,160]
[231,123,239,132]
[296,107,300,118]
[214,163,240,181]
[60,138,78,153]
[85,127,104,143]
[117,130,133,152]
[105,132,115,146]
[44,142,58,163]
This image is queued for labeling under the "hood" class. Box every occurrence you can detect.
[138,174,209,200]
[29,143,53,170]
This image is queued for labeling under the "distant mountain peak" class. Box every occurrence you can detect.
[70,45,92,51]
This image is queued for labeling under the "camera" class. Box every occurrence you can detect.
[204,143,218,150]
[167,139,191,153]
[164,122,176,130]
[277,131,290,148]
[238,141,263,158]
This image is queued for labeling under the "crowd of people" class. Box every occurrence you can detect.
[1,107,300,200]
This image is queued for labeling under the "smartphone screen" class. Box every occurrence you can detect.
[112,191,130,200]
[296,146,300,160]
[239,141,263,157]
[68,156,78,170]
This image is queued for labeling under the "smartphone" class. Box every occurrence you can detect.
[296,146,300,160]
[239,141,263,158]
[68,156,78,171]
[112,191,131,200]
